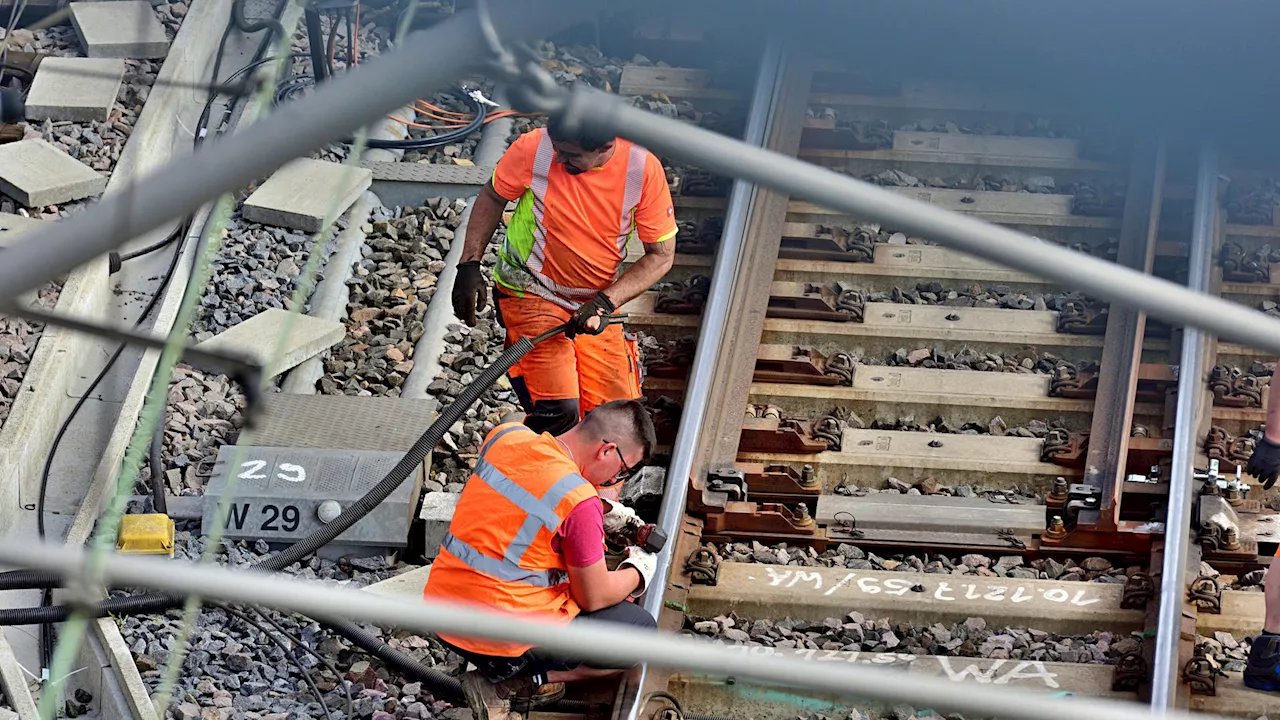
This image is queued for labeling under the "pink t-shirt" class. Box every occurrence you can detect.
[552,498,605,567]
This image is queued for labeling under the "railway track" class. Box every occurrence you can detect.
[604,39,1280,720]
[4,5,1280,720]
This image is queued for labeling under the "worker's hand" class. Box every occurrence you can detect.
[451,261,487,327]
[1248,436,1280,490]
[601,498,643,535]
[565,292,614,340]
[619,546,656,596]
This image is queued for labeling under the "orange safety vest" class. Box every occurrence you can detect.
[424,423,599,657]
[492,129,673,310]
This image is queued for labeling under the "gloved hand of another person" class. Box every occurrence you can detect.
[601,498,643,535]
[619,546,656,596]
[1248,436,1280,490]
[565,292,614,339]
[451,261,487,327]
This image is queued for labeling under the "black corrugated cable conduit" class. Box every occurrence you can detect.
[0,323,574,624]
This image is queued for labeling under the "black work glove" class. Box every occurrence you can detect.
[451,261,487,327]
[565,292,615,339]
[1248,436,1280,490]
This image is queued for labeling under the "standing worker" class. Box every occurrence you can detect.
[1244,364,1280,691]
[424,399,659,720]
[451,120,678,435]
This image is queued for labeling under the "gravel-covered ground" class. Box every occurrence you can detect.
[714,541,1135,583]
[0,4,187,432]
[191,210,344,341]
[115,535,462,720]
[687,612,1137,664]
[833,477,1041,501]
[423,225,519,487]
[0,0,186,217]
[638,331,1086,376]
[140,364,246,497]
[316,198,462,397]
[0,283,60,431]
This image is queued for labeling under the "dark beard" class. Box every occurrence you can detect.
[563,164,585,175]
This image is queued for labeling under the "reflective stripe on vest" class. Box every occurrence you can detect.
[519,133,649,310]
[441,426,590,588]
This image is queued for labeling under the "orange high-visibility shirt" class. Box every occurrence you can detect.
[490,128,678,309]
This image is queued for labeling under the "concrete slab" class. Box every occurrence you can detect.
[241,159,373,233]
[419,492,458,559]
[68,1,169,59]
[688,563,1144,636]
[814,494,1045,549]
[671,656,1132,720]
[0,139,107,207]
[241,393,439,451]
[24,57,125,122]
[0,212,42,247]
[193,308,343,377]
[365,565,431,598]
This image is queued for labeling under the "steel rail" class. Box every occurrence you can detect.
[0,538,1226,720]
[0,0,591,305]
[618,39,784,720]
[531,84,1280,355]
[1151,146,1219,710]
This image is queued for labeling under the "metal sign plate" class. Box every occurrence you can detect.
[201,445,422,547]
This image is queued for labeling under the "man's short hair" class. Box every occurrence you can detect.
[580,399,656,462]
[546,114,615,153]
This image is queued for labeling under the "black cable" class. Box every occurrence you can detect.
[345,8,355,69]
[30,215,192,673]
[216,604,335,720]
[108,222,186,273]
[148,415,168,515]
[272,82,487,150]
[194,0,292,150]
[326,15,338,77]
[251,607,353,720]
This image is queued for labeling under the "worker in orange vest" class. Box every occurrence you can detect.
[424,400,659,720]
[1245,361,1280,691]
[452,119,678,436]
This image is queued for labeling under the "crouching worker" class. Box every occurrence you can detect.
[424,399,660,720]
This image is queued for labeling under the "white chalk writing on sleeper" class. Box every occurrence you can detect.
[755,568,1100,607]
[720,645,1060,687]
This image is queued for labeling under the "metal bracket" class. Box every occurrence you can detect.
[1111,652,1148,692]
[648,342,855,387]
[1188,575,1222,614]
[739,407,841,454]
[1183,645,1224,695]
[655,277,858,323]
[683,544,721,586]
[1219,241,1275,283]
[1057,299,1109,335]
[1209,364,1265,408]
[754,346,855,386]
[1203,427,1256,470]
[1121,571,1156,609]
[1049,361,1176,404]
[1041,429,1088,467]
[700,501,823,547]
[778,224,877,263]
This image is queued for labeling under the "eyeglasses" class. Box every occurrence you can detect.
[601,439,642,487]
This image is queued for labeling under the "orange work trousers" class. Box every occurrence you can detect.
[494,291,642,422]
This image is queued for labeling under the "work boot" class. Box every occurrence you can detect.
[1245,633,1280,691]
[459,671,530,720]
[510,681,565,711]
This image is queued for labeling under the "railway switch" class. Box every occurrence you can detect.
[201,445,421,552]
